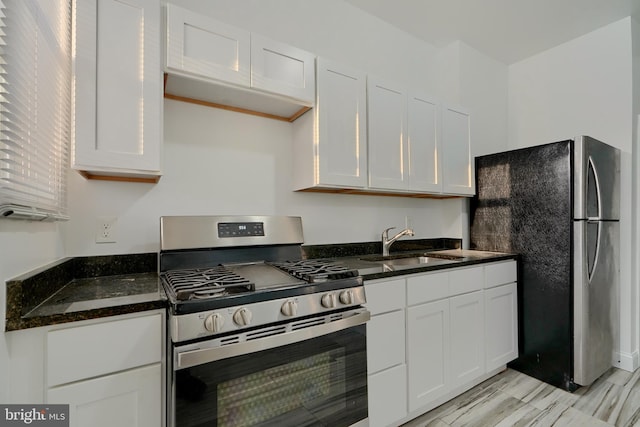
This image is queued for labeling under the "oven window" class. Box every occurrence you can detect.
[173,325,367,427]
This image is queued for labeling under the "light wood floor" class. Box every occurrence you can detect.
[402,367,640,426]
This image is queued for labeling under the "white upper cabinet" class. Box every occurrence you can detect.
[73,0,162,182]
[164,4,315,121]
[367,79,447,194]
[408,92,441,192]
[165,4,250,85]
[367,77,409,191]
[293,58,368,189]
[441,104,474,195]
[251,34,315,103]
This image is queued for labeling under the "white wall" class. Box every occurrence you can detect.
[0,0,448,401]
[0,0,510,402]
[437,41,509,157]
[632,16,640,376]
[62,0,511,256]
[0,222,64,403]
[61,0,464,256]
[508,17,636,370]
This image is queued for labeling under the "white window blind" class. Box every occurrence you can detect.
[0,0,72,221]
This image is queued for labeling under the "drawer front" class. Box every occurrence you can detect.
[365,278,405,315]
[449,266,484,296]
[407,271,449,305]
[47,313,162,387]
[485,260,517,288]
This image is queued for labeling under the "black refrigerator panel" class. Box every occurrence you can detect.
[470,140,576,390]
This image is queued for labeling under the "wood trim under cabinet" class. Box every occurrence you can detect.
[78,171,161,184]
[296,187,462,199]
[163,92,312,123]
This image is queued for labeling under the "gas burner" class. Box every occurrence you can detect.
[163,267,254,301]
[271,260,358,282]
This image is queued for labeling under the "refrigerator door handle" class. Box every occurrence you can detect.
[588,156,602,219]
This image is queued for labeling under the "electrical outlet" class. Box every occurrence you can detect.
[96,216,117,243]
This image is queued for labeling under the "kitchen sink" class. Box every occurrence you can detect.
[359,252,463,268]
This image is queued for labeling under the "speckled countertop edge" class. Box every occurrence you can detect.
[5,253,165,332]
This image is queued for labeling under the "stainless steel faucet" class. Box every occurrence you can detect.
[381,227,415,256]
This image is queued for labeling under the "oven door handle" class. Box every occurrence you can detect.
[175,308,370,370]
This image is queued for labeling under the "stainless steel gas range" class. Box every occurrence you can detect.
[159,215,370,427]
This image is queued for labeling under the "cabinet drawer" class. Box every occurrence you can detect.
[449,266,483,296]
[47,313,162,387]
[365,278,405,315]
[485,260,517,288]
[367,310,405,374]
[407,271,449,305]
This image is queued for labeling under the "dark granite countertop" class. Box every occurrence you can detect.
[302,238,517,280]
[5,239,517,332]
[336,249,518,281]
[6,253,166,332]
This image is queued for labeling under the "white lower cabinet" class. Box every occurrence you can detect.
[369,364,407,427]
[47,364,161,427]
[45,312,164,427]
[449,291,485,388]
[366,260,518,427]
[368,310,405,373]
[407,299,450,412]
[485,282,518,371]
[365,278,407,427]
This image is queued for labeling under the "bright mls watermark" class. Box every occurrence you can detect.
[0,405,69,426]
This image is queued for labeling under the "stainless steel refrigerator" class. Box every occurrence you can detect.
[470,135,620,391]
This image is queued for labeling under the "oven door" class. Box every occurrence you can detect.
[170,308,369,427]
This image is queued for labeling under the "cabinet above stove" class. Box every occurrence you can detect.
[164,4,315,122]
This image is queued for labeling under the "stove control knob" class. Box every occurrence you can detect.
[321,292,337,309]
[233,307,253,327]
[204,313,225,333]
[339,289,354,305]
[281,299,298,317]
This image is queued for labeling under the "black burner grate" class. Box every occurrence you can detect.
[163,266,254,301]
[270,260,357,283]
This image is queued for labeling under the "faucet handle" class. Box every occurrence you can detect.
[382,227,396,239]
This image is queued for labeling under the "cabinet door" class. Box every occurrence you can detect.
[47,364,161,427]
[367,77,408,190]
[368,364,407,427]
[450,291,485,388]
[408,91,441,192]
[316,58,368,188]
[165,4,250,85]
[251,34,315,103]
[441,105,473,195]
[74,0,162,176]
[367,310,405,375]
[485,283,518,371]
[407,299,450,412]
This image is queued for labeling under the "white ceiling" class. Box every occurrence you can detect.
[344,0,639,64]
